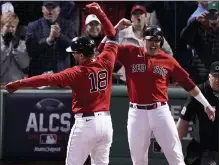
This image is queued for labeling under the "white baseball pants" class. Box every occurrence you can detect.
[66,112,113,165]
[127,103,185,165]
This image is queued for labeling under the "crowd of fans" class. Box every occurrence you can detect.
[0,1,218,86]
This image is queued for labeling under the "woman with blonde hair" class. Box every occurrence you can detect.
[0,12,29,84]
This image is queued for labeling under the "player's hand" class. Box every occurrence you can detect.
[85,2,116,37]
[115,18,132,30]
[205,105,215,121]
[85,2,103,15]
[5,80,21,93]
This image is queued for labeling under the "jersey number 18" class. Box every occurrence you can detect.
[89,70,108,93]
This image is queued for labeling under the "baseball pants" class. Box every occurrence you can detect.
[65,112,113,165]
[127,103,185,165]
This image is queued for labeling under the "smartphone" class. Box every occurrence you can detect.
[205,12,218,21]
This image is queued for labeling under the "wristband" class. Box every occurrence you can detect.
[194,92,210,108]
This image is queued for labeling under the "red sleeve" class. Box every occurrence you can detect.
[98,42,127,65]
[171,58,189,82]
[171,58,196,91]
[95,13,116,37]
[116,45,128,65]
[98,43,118,63]
[20,68,78,88]
[88,4,116,37]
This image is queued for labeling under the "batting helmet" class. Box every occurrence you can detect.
[66,36,96,57]
[143,25,164,47]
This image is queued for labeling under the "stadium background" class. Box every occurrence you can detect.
[0,1,213,165]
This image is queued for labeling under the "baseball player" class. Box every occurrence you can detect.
[99,25,216,165]
[5,3,118,165]
[177,61,219,165]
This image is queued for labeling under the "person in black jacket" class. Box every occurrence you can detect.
[177,61,219,165]
[180,1,219,84]
[25,1,77,77]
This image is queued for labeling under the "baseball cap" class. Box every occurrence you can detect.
[85,14,101,25]
[131,5,147,15]
[43,1,60,8]
[210,61,219,74]
[208,1,219,11]
[1,2,14,14]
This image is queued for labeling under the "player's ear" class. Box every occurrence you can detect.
[80,53,84,58]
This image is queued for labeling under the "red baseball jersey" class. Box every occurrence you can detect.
[117,45,192,104]
[20,43,117,114]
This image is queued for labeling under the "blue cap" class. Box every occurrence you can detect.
[43,1,60,8]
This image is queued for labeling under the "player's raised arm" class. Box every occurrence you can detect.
[85,2,131,55]
[85,2,127,62]
[96,18,132,65]
[97,18,132,53]
[85,2,116,38]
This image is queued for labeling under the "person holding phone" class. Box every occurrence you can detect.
[197,1,219,30]
[180,1,219,84]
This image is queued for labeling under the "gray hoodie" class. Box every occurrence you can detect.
[1,36,30,84]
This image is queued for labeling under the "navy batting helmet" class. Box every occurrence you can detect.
[66,36,96,57]
[143,25,164,47]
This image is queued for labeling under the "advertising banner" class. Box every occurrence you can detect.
[2,92,74,161]
[1,87,192,161]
